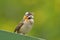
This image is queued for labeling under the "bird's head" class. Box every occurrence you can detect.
[23,12,34,21]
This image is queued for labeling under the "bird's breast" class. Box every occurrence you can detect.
[19,19,34,33]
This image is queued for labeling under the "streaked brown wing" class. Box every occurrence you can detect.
[14,22,24,33]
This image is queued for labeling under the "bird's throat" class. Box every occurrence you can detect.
[25,19,28,22]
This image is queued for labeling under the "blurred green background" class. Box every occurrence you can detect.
[0,0,60,40]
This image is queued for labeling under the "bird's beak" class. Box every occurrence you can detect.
[23,15,30,22]
[23,15,28,20]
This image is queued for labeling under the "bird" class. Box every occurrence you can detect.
[14,12,34,35]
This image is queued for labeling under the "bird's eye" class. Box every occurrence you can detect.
[28,17,31,19]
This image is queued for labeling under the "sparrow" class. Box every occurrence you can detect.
[14,12,34,35]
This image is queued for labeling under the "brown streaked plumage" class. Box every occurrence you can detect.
[14,22,24,33]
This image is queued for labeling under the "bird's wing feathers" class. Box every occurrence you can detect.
[14,22,24,33]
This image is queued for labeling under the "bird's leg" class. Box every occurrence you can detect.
[19,33,25,35]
